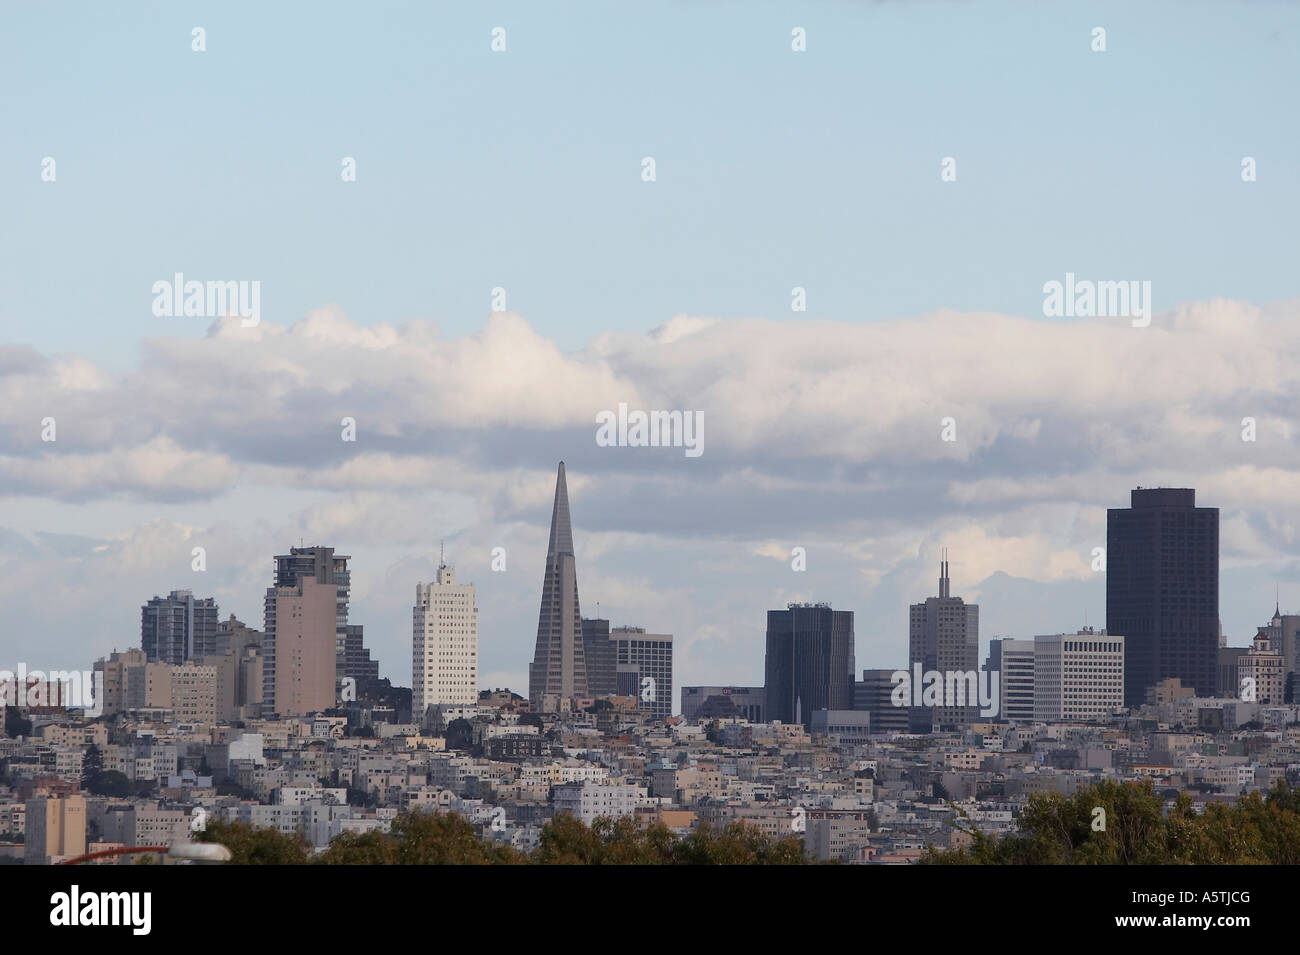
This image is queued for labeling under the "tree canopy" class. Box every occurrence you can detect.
[923,778,1300,865]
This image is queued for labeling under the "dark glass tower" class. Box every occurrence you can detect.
[581,618,614,697]
[763,603,855,729]
[1106,487,1219,704]
[528,462,589,707]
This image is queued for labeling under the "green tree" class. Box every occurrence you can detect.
[194,819,310,864]
[318,811,524,865]
[81,744,104,789]
[4,708,32,739]
[445,718,474,751]
[923,778,1300,865]
[87,770,131,798]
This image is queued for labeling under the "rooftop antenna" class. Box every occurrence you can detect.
[440,539,445,567]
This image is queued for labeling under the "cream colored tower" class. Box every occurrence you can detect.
[413,554,479,718]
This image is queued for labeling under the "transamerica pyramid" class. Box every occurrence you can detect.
[528,461,589,707]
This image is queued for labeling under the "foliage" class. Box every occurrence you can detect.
[317,811,524,865]
[922,778,1300,865]
[193,819,310,865]
[207,809,817,865]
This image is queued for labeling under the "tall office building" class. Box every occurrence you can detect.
[613,626,673,720]
[141,590,218,665]
[412,557,479,717]
[853,669,908,733]
[581,618,615,697]
[582,618,674,718]
[1106,487,1218,703]
[908,556,979,731]
[764,603,855,730]
[993,639,1036,722]
[263,546,345,717]
[1032,630,1125,721]
[528,462,589,708]
[342,625,381,697]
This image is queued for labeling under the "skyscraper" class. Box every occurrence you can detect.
[583,621,674,720]
[764,603,855,730]
[1106,487,1219,703]
[581,617,614,697]
[528,462,589,708]
[853,669,908,733]
[141,590,218,665]
[908,555,979,731]
[263,546,346,717]
[342,624,381,697]
[413,555,479,717]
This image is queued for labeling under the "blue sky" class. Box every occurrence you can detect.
[3,1,1297,368]
[1,2,1299,697]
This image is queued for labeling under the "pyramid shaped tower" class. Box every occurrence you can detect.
[528,462,589,707]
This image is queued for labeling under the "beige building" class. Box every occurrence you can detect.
[1240,630,1284,705]
[171,662,219,723]
[268,577,337,716]
[94,649,172,717]
[25,794,86,865]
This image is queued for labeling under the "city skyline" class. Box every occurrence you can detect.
[12,470,1300,706]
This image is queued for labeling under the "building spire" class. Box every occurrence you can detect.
[548,461,575,557]
[529,461,588,707]
[939,547,950,598]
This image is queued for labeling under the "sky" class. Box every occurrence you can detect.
[1,2,1299,704]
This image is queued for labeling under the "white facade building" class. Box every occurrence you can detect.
[413,560,479,717]
[1033,630,1125,722]
[553,782,641,825]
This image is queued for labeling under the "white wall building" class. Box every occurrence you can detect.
[412,559,479,717]
[1033,630,1125,722]
[999,639,1036,721]
[553,782,641,825]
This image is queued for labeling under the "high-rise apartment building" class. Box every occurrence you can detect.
[412,558,479,717]
[263,546,343,717]
[908,557,978,731]
[528,462,589,708]
[764,603,855,730]
[141,590,218,664]
[1106,487,1219,703]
